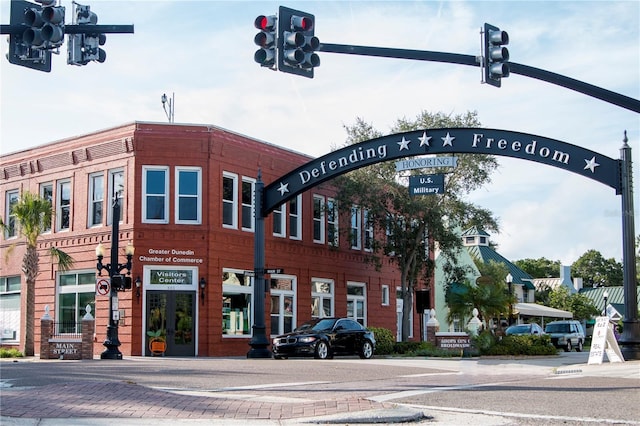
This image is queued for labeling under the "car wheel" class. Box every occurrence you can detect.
[314,341,329,359]
[565,341,572,352]
[359,340,374,359]
[576,340,583,352]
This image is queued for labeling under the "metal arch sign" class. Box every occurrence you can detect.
[262,128,621,215]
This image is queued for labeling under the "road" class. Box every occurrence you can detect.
[1,351,638,425]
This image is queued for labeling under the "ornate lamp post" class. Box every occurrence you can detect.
[96,197,134,360]
[506,273,513,326]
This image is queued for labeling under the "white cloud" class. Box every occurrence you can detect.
[1,0,638,268]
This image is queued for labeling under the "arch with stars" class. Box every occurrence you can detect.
[262,128,622,216]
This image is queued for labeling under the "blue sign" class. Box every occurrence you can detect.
[409,174,445,196]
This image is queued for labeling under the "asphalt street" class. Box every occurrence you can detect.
[1,351,638,425]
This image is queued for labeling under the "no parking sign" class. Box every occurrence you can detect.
[96,277,110,297]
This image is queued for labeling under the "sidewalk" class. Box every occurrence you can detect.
[2,356,637,425]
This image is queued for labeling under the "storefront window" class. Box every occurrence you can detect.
[58,271,96,333]
[0,276,21,342]
[222,270,252,336]
[270,276,295,335]
[311,279,333,318]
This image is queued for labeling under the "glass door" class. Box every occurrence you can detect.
[146,291,196,356]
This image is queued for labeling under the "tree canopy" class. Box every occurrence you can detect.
[333,110,499,340]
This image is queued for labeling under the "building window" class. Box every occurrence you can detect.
[107,169,124,225]
[311,279,334,318]
[58,271,96,333]
[40,183,53,233]
[176,167,202,224]
[327,198,338,247]
[381,285,390,306]
[270,275,296,336]
[142,166,169,223]
[241,177,255,232]
[222,172,238,229]
[56,180,71,231]
[351,205,361,250]
[313,195,325,243]
[465,236,475,245]
[0,276,21,342]
[222,270,252,336]
[4,190,19,238]
[364,209,373,252]
[289,194,302,240]
[273,203,285,237]
[88,173,104,227]
[347,282,366,325]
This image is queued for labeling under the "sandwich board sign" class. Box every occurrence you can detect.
[588,316,624,364]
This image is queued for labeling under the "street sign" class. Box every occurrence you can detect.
[395,156,457,172]
[96,277,110,296]
[266,268,284,274]
[409,174,445,196]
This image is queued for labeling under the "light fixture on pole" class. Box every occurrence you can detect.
[161,92,174,123]
[95,196,134,360]
[505,273,513,326]
[199,277,206,306]
[135,276,142,302]
[603,290,609,318]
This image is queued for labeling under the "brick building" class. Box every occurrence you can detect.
[1,122,419,357]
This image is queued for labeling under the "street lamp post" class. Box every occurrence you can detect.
[506,273,513,326]
[96,197,134,360]
[603,290,609,318]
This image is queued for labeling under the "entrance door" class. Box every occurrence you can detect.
[146,291,196,356]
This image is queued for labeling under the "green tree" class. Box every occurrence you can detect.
[334,111,499,340]
[572,249,623,287]
[446,260,512,331]
[548,286,599,322]
[0,191,73,356]
[514,257,561,278]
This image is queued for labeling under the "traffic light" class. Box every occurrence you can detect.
[254,14,277,68]
[41,4,65,48]
[6,0,51,72]
[483,23,509,87]
[68,3,106,65]
[277,6,320,78]
[110,275,132,291]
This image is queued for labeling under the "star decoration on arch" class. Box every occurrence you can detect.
[277,182,289,196]
[583,156,600,173]
[441,132,455,147]
[397,137,411,151]
[418,132,432,147]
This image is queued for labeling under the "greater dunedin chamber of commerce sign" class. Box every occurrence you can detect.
[262,128,620,214]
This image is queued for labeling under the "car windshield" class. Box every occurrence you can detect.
[545,323,570,333]
[508,325,530,333]
[308,318,337,332]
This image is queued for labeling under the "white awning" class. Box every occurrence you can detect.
[514,303,573,319]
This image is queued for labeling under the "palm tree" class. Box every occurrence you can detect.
[0,191,73,356]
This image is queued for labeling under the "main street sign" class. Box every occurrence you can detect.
[409,174,445,196]
[395,156,457,172]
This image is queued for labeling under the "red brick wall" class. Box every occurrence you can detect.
[1,122,427,357]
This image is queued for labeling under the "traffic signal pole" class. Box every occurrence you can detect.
[317,43,640,114]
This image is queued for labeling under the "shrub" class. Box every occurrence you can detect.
[401,341,458,357]
[393,341,423,354]
[482,334,557,356]
[0,347,24,358]
[370,327,395,355]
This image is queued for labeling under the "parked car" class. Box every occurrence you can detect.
[272,317,376,360]
[544,320,585,352]
[505,323,544,336]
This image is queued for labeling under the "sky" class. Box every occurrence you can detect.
[1,0,639,270]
